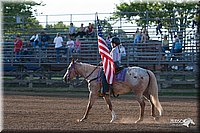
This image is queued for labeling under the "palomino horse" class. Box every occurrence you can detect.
[63,59,163,123]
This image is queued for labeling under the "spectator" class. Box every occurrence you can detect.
[161,35,169,52]
[141,29,150,43]
[171,35,182,53]
[133,28,141,45]
[40,31,50,49]
[13,34,23,61]
[170,35,182,62]
[30,32,39,48]
[119,43,126,61]
[75,38,81,53]
[156,18,162,35]
[86,23,95,38]
[192,19,197,29]
[53,33,63,63]
[66,37,75,57]
[68,22,76,38]
[76,23,86,38]
[22,43,32,56]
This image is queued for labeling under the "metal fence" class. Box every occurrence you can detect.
[2,11,199,89]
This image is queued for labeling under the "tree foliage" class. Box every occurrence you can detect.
[3,1,44,34]
[47,21,68,29]
[112,0,198,33]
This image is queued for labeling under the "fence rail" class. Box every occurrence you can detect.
[3,39,199,89]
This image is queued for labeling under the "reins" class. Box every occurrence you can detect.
[73,62,101,87]
[71,62,119,97]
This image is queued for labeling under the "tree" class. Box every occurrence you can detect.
[3,1,44,34]
[112,0,198,42]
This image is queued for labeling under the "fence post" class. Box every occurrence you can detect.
[29,73,33,88]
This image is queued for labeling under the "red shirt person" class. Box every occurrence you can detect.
[14,34,23,60]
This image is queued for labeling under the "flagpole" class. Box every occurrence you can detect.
[95,12,98,38]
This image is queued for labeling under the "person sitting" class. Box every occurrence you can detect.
[40,31,50,49]
[100,37,121,96]
[171,35,182,53]
[133,28,141,45]
[66,37,75,57]
[162,35,169,52]
[170,35,182,61]
[30,32,39,48]
[68,22,76,38]
[75,38,81,53]
[76,23,86,38]
[141,29,150,43]
[86,23,95,38]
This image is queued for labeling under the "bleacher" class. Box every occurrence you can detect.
[3,36,198,89]
[2,10,199,89]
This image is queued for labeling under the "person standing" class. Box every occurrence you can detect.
[156,18,162,35]
[14,34,23,61]
[119,43,126,61]
[53,33,63,63]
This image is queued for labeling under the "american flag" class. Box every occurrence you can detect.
[97,16,115,84]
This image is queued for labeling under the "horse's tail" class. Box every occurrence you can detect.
[147,70,163,116]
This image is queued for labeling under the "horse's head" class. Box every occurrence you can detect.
[63,59,78,83]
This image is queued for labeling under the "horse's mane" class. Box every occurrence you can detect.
[77,62,97,68]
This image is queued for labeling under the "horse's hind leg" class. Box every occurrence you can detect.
[143,94,158,121]
[103,95,116,123]
[143,94,156,118]
[135,95,145,123]
[149,98,159,121]
[79,91,97,122]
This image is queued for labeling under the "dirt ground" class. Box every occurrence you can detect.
[3,93,199,133]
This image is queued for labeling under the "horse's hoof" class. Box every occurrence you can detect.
[135,119,143,123]
[110,111,116,123]
[154,117,159,121]
[110,117,116,123]
[78,118,86,122]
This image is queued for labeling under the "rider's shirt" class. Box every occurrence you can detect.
[110,46,121,65]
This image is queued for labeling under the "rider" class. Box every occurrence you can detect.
[100,36,121,96]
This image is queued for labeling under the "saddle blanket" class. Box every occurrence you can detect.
[97,68,128,82]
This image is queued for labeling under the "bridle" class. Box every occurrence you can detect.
[66,62,101,86]
[66,63,79,80]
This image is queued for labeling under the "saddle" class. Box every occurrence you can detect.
[115,66,124,74]
[96,66,127,83]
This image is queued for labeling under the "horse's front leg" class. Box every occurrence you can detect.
[103,95,116,123]
[79,91,97,122]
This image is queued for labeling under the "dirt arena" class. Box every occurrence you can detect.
[3,93,199,132]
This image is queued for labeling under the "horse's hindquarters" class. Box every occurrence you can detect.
[113,82,132,95]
